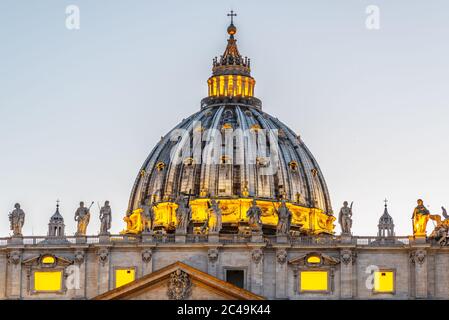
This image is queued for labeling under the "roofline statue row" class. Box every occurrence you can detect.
[4,198,449,246]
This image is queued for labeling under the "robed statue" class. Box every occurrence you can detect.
[246,199,262,232]
[75,201,92,236]
[99,201,112,235]
[141,201,157,233]
[412,199,430,236]
[276,200,292,236]
[338,201,353,235]
[9,203,25,236]
[175,196,191,233]
[207,199,222,234]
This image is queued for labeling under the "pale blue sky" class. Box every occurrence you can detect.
[0,0,448,236]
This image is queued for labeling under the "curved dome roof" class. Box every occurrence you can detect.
[128,104,332,215]
[124,18,334,235]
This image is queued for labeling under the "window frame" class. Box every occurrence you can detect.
[298,268,331,294]
[30,267,65,294]
[372,268,396,295]
[223,266,247,290]
[113,266,137,289]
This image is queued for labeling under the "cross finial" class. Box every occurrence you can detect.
[227,10,237,24]
[383,198,388,207]
[56,199,60,208]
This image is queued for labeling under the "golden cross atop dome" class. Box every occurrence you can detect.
[227,10,237,24]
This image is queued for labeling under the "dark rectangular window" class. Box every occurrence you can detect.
[226,270,244,289]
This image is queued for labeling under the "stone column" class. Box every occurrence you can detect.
[0,253,6,299]
[73,250,86,299]
[340,249,356,299]
[141,249,153,276]
[250,248,264,295]
[411,249,428,298]
[207,248,219,278]
[6,250,22,299]
[97,248,110,294]
[275,248,288,299]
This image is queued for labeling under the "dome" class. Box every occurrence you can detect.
[124,18,334,236]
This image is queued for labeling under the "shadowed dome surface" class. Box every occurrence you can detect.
[124,18,334,235]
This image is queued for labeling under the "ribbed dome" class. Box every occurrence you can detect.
[124,15,334,235]
[128,105,332,215]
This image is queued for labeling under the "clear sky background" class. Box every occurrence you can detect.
[0,0,448,237]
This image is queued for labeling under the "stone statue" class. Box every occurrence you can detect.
[207,199,222,234]
[75,201,92,236]
[276,200,292,236]
[338,201,353,235]
[175,196,191,233]
[141,201,156,233]
[412,199,430,236]
[246,199,262,232]
[429,206,449,245]
[9,203,25,236]
[99,201,112,235]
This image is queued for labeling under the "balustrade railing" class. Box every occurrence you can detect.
[0,234,424,247]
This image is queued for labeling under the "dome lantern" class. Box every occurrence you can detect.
[206,11,257,104]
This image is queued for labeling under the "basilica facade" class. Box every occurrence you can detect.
[1,16,449,300]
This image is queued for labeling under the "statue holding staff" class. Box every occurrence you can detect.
[75,201,93,236]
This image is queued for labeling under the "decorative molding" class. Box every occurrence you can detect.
[74,251,85,265]
[410,249,426,265]
[7,251,21,265]
[142,249,153,264]
[251,249,263,264]
[276,249,288,264]
[208,248,219,263]
[97,248,109,266]
[340,250,356,265]
[167,269,192,300]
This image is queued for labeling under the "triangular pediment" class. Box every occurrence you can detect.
[93,261,264,300]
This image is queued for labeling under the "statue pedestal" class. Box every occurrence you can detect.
[413,235,427,244]
[175,234,186,243]
[76,236,87,244]
[99,234,110,243]
[251,232,264,243]
[142,231,153,243]
[8,236,23,245]
[276,235,288,244]
[340,234,353,244]
[208,233,219,243]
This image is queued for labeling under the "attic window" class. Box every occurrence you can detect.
[307,256,321,264]
[115,268,136,288]
[42,256,55,265]
[373,270,395,294]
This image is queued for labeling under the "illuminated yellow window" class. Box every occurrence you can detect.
[34,271,62,292]
[307,256,321,264]
[374,271,394,293]
[115,268,135,288]
[300,271,328,292]
[237,75,242,95]
[228,76,234,96]
[219,76,224,95]
[42,256,55,264]
[213,77,217,96]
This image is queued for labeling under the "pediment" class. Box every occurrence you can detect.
[93,261,264,300]
[288,252,340,267]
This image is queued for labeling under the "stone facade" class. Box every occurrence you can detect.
[0,235,448,299]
